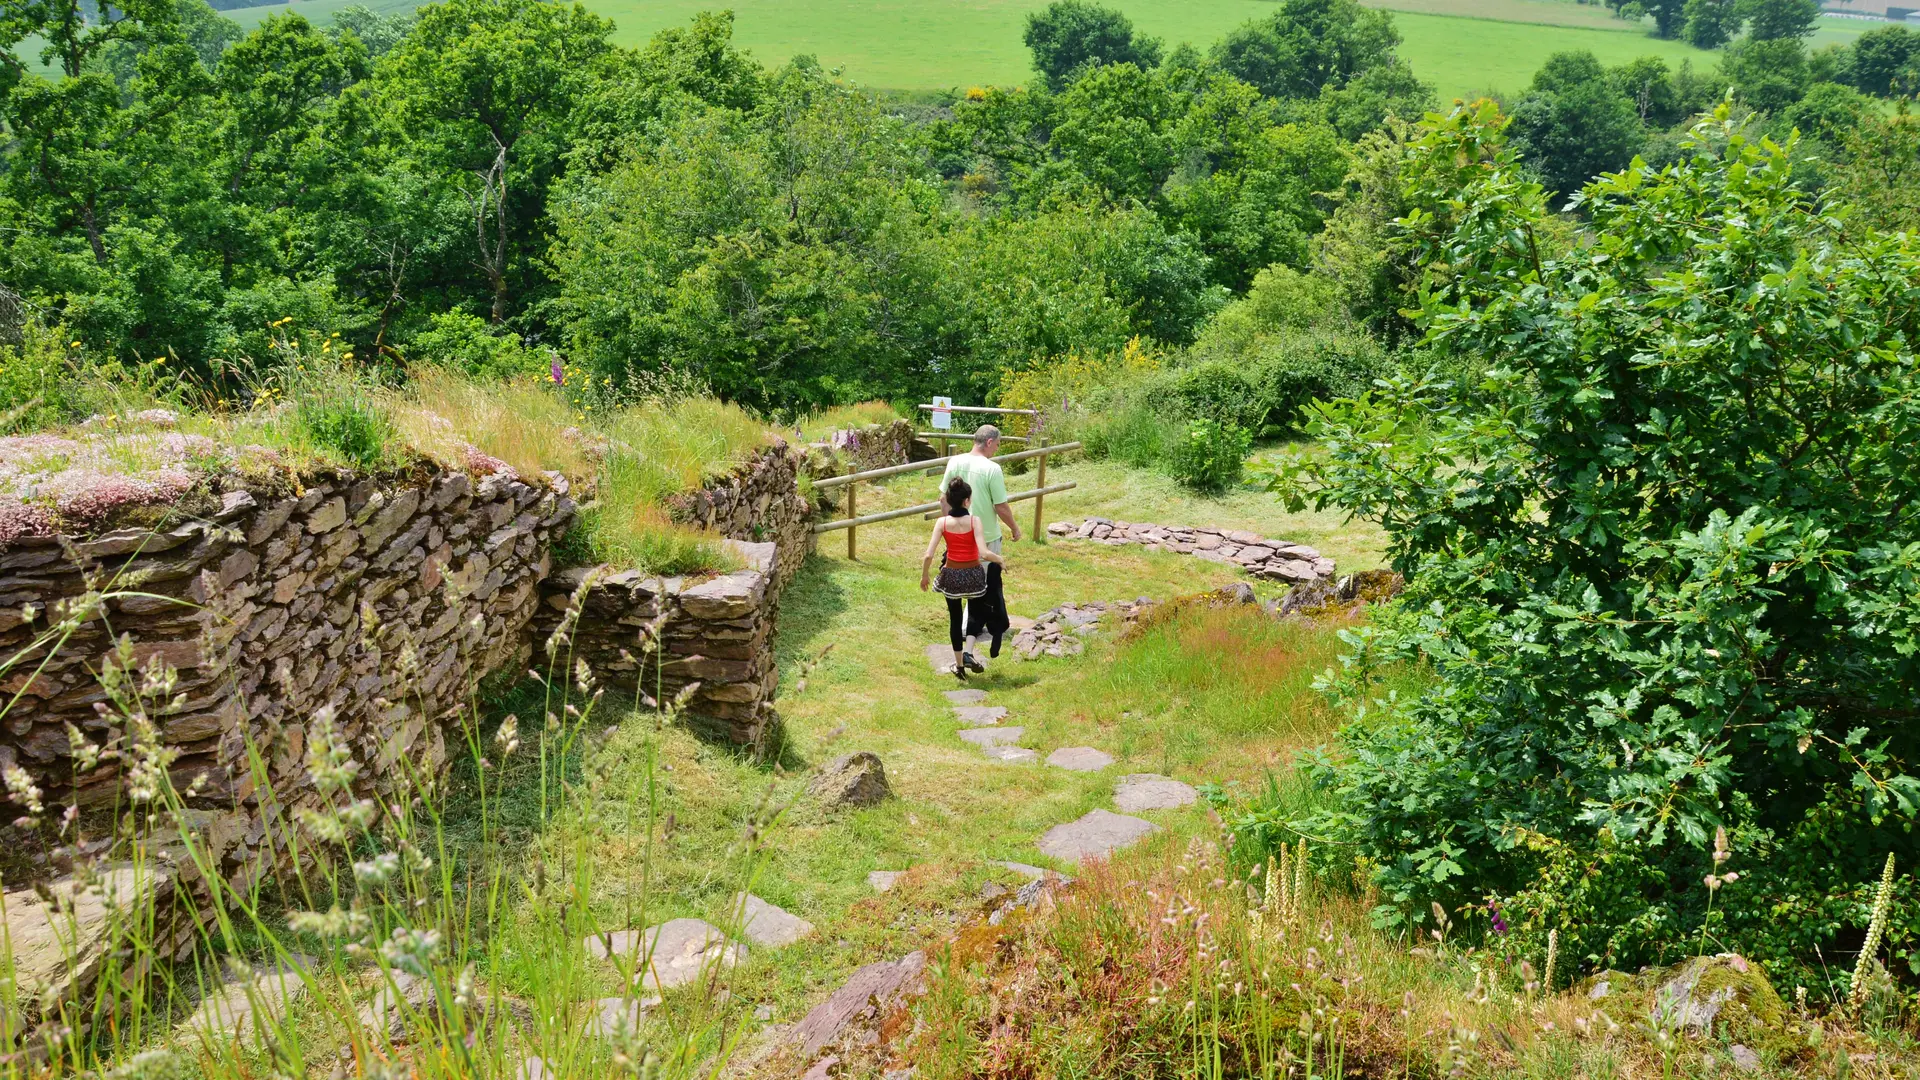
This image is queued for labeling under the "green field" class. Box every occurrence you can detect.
[214,0,1877,98]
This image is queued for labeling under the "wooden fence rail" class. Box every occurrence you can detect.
[810,441,1082,558]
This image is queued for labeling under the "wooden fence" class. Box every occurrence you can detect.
[810,441,1080,559]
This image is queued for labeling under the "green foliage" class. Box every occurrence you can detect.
[1280,103,1920,984]
[1832,103,1920,233]
[1720,36,1811,111]
[1682,0,1741,49]
[1022,0,1161,91]
[1843,24,1919,96]
[1166,416,1249,492]
[408,311,544,380]
[1210,0,1402,101]
[1509,50,1646,197]
[1737,0,1819,42]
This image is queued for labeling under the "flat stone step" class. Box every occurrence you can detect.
[992,860,1049,880]
[980,746,1038,763]
[1113,773,1199,812]
[944,689,988,705]
[1046,747,1114,772]
[959,726,1024,747]
[924,644,958,672]
[867,870,904,892]
[731,893,815,948]
[1036,810,1160,866]
[583,995,658,1038]
[583,918,744,990]
[953,705,1007,727]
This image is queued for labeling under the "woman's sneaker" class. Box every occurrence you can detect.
[953,663,969,681]
[963,653,986,674]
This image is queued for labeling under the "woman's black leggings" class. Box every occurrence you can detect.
[946,597,968,651]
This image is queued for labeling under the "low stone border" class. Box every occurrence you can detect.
[1046,517,1334,583]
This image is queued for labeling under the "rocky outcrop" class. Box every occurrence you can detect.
[1046,518,1334,583]
[808,751,892,809]
[0,465,575,894]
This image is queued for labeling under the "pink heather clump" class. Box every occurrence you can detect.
[0,497,53,543]
[42,468,197,526]
[463,445,516,479]
[154,433,221,461]
[0,435,82,464]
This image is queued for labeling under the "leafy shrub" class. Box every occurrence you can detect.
[407,311,547,381]
[1284,104,1920,990]
[1166,417,1249,493]
[295,396,394,469]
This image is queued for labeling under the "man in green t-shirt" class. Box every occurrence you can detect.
[940,426,1020,671]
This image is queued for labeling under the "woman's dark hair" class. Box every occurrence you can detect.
[945,477,972,515]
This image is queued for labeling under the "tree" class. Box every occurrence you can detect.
[1781,79,1868,145]
[1738,0,1818,41]
[380,0,613,323]
[1720,36,1810,112]
[0,0,178,79]
[1832,103,1920,233]
[1022,0,1161,92]
[1508,51,1643,198]
[1845,24,1918,96]
[1641,0,1689,39]
[1283,103,1920,983]
[1211,0,1399,100]
[1682,0,1741,48]
[1610,55,1684,126]
[328,4,415,58]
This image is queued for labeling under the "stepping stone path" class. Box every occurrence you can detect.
[584,918,745,990]
[731,893,815,947]
[1113,773,1199,812]
[867,870,903,892]
[1036,810,1159,866]
[1046,747,1114,772]
[944,689,988,705]
[952,705,1007,726]
[583,996,655,1038]
[1047,517,1335,583]
[981,746,1037,763]
[924,643,960,672]
[959,726,1024,747]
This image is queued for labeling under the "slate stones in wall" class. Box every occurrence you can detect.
[546,442,817,750]
[0,465,576,893]
[533,539,781,748]
[666,442,812,589]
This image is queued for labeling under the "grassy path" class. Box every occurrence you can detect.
[528,456,1388,1042]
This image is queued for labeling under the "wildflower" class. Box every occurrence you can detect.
[380,925,444,977]
[3,765,44,825]
[305,705,358,795]
[1849,853,1898,1011]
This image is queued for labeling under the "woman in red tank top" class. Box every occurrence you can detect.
[920,477,1006,680]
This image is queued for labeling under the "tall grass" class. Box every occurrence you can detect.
[0,566,763,1079]
[794,400,903,443]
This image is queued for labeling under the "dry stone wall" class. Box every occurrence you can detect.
[0,465,576,892]
[542,441,816,748]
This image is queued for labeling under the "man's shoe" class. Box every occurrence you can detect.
[963,652,986,673]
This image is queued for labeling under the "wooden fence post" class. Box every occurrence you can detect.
[1032,432,1047,541]
[846,482,857,560]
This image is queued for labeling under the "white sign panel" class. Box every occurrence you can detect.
[931,396,953,430]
